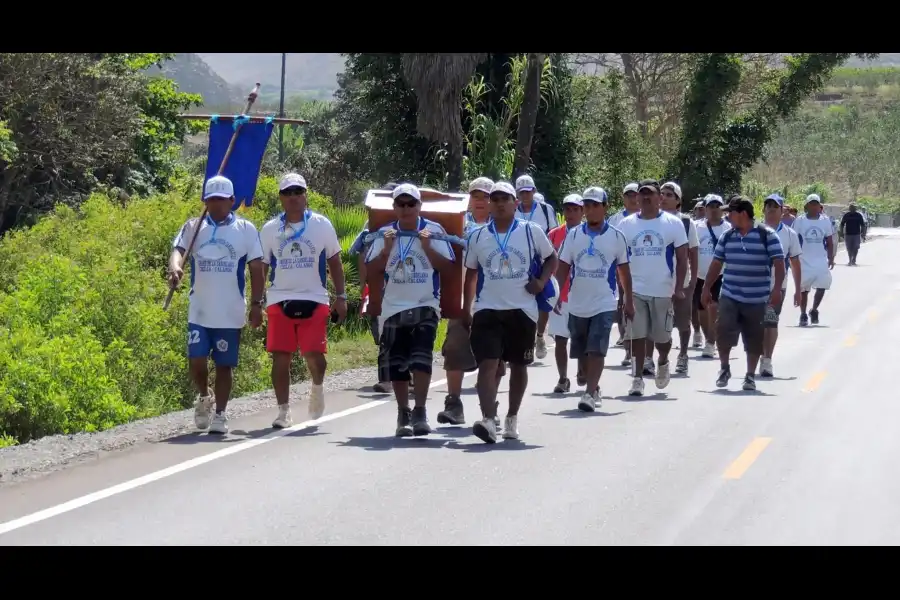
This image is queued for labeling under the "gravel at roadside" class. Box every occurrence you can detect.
[0,356,445,486]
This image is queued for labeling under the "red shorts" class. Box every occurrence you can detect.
[266,302,329,354]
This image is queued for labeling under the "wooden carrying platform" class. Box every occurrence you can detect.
[364,188,468,320]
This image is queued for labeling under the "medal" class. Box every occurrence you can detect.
[490,221,515,277]
[394,221,417,282]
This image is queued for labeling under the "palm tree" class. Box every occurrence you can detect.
[401,53,486,191]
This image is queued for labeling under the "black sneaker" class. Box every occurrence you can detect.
[810,309,819,325]
[799,313,808,327]
[742,374,756,391]
[395,407,413,437]
[437,394,465,425]
[373,381,391,393]
[716,365,731,388]
[553,378,571,393]
[411,406,432,436]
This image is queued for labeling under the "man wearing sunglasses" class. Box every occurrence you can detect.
[169,175,265,434]
[260,173,348,429]
[366,183,455,437]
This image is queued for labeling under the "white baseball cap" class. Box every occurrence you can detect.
[661,181,682,199]
[515,174,536,192]
[562,193,584,207]
[704,193,724,206]
[203,175,234,200]
[490,181,517,197]
[805,193,822,205]
[468,177,494,194]
[392,183,422,202]
[623,182,639,194]
[279,173,307,191]
[583,186,608,203]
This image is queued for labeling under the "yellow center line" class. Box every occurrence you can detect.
[843,334,859,347]
[723,437,772,480]
[802,371,827,393]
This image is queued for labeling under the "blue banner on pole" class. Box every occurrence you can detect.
[204,118,274,210]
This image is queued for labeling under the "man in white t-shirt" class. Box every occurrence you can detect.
[514,174,557,361]
[609,182,640,363]
[792,193,835,326]
[438,176,506,428]
[617,179,688,397]
[693,194,731,358]
[464,180,558,443]
[260,173,348,429]
[760,193,802,377]
[366,183,455,437]
[556,186,633,412]
[168,175,265,434]
[660,182,699,376]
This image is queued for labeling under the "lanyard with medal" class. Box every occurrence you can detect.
[491,220,515,276]
[519,202,537,224]
[280,209,310,244]
[584,222,608,256]
[394,217,420,281]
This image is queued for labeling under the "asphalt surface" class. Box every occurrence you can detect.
[1,231,897,545]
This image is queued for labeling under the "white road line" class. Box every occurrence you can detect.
[0,370,482,536]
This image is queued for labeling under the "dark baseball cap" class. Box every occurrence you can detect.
[764,193,784,206]
[638,179,660,193]
[725,196,755,217]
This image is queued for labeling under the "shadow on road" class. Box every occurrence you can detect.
[164,425,325,445]
[543,410,627,419]
[697,389,777,397]
[330,434,543,452]
[613,393,677,402]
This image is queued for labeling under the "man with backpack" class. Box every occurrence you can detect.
[701,197,785,391]
[660,182,699,376]
[515,174,557,362]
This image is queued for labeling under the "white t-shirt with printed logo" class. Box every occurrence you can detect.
[516,201,555,233]
[260,211,342,307]
[617,211,689,298]
[696,218,732,280]
[773,223,803,291]
[792,215,833,269]
[173,213,264,330]
[558,223,629,318]
[366,217,455,322]
[607,208,636,230]
[464,219,555,323]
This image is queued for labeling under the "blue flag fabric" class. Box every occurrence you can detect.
[204,118,274,209]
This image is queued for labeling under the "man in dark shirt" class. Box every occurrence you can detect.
[840,203,867,266]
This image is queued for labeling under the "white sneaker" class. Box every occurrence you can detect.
[578,391,598,412]
[272,404,293,429]
[209,411,228,434]
[702,342,716,358]
[675,354,689,375]
[655,361,671,389]
[193,394,214,430]
[629,377,645,396]
[692,331,703,347]
[535,335,547,360]
[502,416,519,440]
[473,417,498,443]
[760,357,773,377]
[308,384,325,420]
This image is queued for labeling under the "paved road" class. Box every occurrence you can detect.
[1,233,897,545]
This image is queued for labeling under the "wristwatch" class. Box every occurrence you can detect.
[335,293,348,300]
[251,299,264,307]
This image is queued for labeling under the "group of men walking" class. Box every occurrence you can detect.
[168,169,851,445]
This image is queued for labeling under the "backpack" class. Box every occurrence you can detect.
[720,224,772,274]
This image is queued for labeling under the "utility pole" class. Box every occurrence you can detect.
[278,52,286,162]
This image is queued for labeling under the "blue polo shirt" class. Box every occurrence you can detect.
[713,226,785,304]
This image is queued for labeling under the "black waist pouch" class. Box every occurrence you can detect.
[280,299,320,319]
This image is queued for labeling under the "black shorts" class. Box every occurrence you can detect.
[694,276,722,310]
[377,307,439,382]
[470,309,537,366]
[716,296,766,356]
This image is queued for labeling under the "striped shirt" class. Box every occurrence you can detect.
[713,225,785,304]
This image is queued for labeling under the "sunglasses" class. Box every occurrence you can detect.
[281,187,306,196]
[490,194,514,202]
[394,200,419,208]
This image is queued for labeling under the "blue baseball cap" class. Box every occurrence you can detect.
[764,193,784,206]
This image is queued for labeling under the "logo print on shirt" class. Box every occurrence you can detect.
[573,248,609,279]
[629,230,665,258]
[195,236,238,273]
[388,251,428,284]
[486,248,528,280]
[277,237,316,270]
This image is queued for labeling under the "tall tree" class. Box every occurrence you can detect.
[401,53,486,191]
[512,53,546,180]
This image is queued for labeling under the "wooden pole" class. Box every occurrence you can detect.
[163,82,261,310]
[176,114,309,125]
